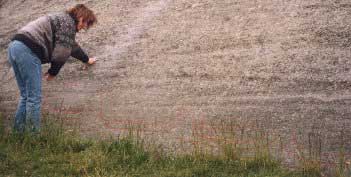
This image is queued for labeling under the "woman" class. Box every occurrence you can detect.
[8,4,97,133]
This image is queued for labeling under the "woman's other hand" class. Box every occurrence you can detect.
[88,58,96,65]
[44,72,55,81]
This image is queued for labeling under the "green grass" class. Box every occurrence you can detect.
[0,118,317,177]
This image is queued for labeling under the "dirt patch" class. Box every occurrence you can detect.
[1,0,351,167]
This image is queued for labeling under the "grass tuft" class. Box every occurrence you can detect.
[0,117,324,177]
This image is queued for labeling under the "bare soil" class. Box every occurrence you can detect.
[1,0,351,167]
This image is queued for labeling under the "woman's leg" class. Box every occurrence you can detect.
[8,41,27,133]
[24,55,42,132]
[8,41,42,132]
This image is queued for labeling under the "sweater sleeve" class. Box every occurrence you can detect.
[71,42,89,63]
[48,44,71,76]
[48,61,65,76]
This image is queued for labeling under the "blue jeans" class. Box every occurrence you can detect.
[8,40,42,133]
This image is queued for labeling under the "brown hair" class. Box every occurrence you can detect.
[67,4,97,28]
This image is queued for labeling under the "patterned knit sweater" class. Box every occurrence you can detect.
[12,12,89,76]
